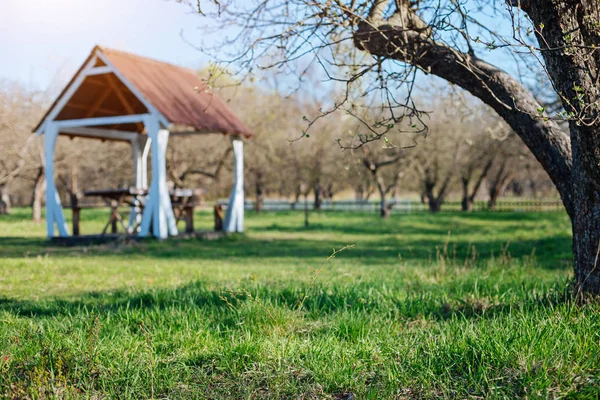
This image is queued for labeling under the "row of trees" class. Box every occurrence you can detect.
[0,80,554,221]
[237,93,555,217]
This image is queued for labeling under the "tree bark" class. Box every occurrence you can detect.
[487,194,498,211]
[251,169,265,213]
[565,122,600,295]
[31,166,45,222]
[461,178,473,212]
[465,159,494,212]
[425,183,443,213]
[0,185,10,215]
[424,173,450,213]
[313,181,322,210]
[255,181,264,213]
[428,197,442,213]
[488,172,515,211]
[524,1,600,294]
[376,177,390,218]
[291,184,302,210]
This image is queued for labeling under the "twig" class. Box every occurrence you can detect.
[296,244,356,311]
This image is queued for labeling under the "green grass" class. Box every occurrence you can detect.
[0,208,599,399]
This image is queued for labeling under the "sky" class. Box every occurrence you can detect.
[0,0,536,101]
[0,0,214,92]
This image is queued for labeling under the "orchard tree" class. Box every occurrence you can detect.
[0,82,46,217]
[412,129,459,213]
[485,133,526,209]
[192,0,600,295]
[359,143,409,217]
[458,118,500,212]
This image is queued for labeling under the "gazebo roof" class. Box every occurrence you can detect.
[35,45,253,138]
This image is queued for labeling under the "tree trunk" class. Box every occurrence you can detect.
[304,193,309,228]
[31,166,46,222]
[487,193,498,211]
[529,176,539,199]
[524,2,600,295]
[425,184,442,213]
[0,185,11,215]
[291,184,302,210]
[487,183,503,211]
[488,171,515,211]
[570,124,600,295]
[462,198,473,212]
[355,185,365,202]
[461,178,472,212]
[255,181,264,213]
[428,198,441,213]
[380,202,390,218]
[313,181,322,210]
[376,181,390,218]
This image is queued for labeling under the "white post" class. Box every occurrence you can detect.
[139,116,178,238]
[158,128,178,237]
[224,139,244,233]
[44,123,69,237]
[128,135,150,231]
[141,137,150,190]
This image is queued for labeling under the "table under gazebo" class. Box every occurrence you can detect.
[34,46,252,240]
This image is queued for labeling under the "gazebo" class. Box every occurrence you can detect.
[34,46,252,239]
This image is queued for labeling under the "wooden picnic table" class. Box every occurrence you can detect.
[71,187,206,236]
[83,187,148,235]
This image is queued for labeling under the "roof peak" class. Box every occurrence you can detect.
[34,45,253,138]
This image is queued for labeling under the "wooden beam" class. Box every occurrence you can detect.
[84,66,113,76]
[85,83,114,117]
[105,74,143,131]
[169,130,224,137]
[59,127,139,142]
[106,74,136,114]
[62,101,120,117]
[55,114,149,128]
[95,50,170,128]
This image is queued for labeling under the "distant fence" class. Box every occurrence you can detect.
[217,199,565,213]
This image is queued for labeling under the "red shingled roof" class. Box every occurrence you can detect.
[35,46,253,138]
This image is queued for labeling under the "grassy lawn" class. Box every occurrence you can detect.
[0,208,598,398]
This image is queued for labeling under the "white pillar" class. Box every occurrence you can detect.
[224,139,244,233]
[44,123,69,237]
[128,135,150,232]
[133,135,150,189]
[139,116,178,238]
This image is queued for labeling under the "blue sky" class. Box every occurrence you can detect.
[0,0,535,99]
[0,0,212,91]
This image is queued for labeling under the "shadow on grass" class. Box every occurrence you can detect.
[254,211,568,235]
[0,211,573,273]
[0,233,572,269]
[0,278,574,327]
